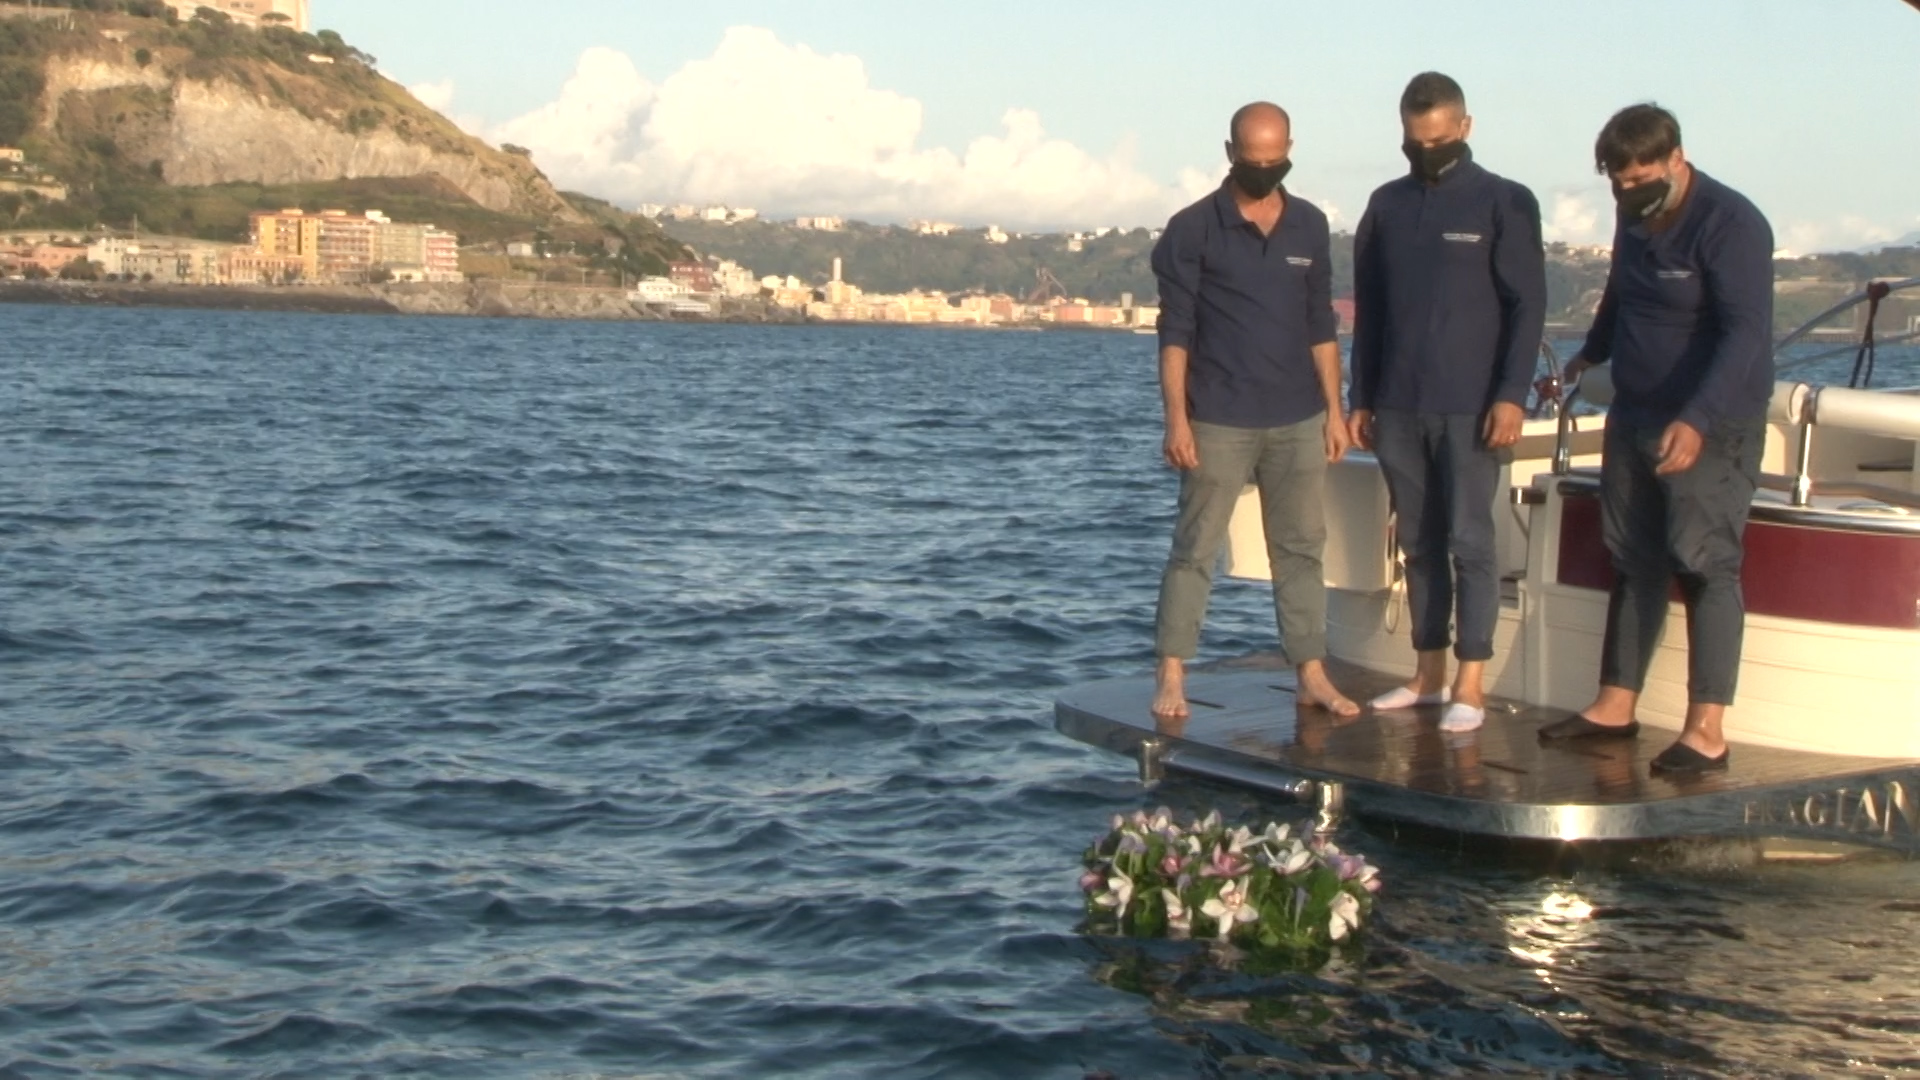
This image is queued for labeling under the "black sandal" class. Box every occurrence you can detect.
[1537,713,1641,742]
[1650,742,1730,775]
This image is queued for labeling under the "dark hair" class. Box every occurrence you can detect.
[1399,72,1465,116]
[1594,104,1682,174]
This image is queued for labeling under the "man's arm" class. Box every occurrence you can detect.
[1652,208,1774,475]
[1151,216,1202,469]
[1348,203,1380,449]
[1678,211,1775,438]
[1483,183,1548,447]
[1160,344,1196,469]
[1312,340,1350,463]
[1569,233,1623,382]
[1491,184,1548,408]
[1307,215,1349,462]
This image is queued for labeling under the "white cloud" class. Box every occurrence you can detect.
[489,27,1199,230]
[1542,186,1609,246]
[407,78,486,136]
[1778,214,1915,256]
[409,79,454,112]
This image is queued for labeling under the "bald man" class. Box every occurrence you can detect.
[1149,102,1356,721]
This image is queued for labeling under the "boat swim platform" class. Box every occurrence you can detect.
[1056,656,1920,856]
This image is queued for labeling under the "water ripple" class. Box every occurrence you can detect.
[2,308,1918,1077]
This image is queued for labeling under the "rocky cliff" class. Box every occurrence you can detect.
[15,12,582,224]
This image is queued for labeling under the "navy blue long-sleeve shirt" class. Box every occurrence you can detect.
[1349,153,1546,416]
[1152,184,1339,429]
[1581,169,1775,434]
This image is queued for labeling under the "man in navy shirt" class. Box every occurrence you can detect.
[1149,101,1356,722]
[1536,104,1775,775]
[1348,72,1546,734]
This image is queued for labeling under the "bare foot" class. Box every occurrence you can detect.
[1151,657,1189,721]
[1296,660,1359,718]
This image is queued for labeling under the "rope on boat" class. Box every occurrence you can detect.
[1848,280,1893,388]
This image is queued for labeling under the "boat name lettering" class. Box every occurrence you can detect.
[1286,256,1313,267]
[1741,781,1920,835]
[1442,233,1483,243]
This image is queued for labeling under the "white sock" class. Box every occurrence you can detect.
[1368,685,1450,711]
[1439,703,1486,733]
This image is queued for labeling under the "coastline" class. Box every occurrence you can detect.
[0,280,1131,331]
[0,281,1606,337]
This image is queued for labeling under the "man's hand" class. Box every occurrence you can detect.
[1563,354,1593,390]
[1324,413,1351,463]
[1482,402,1524,450]
[1347,408,1374,451]
[1164,419,1199,471]
[1654,421,1703,475]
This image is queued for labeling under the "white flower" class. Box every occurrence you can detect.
[1329,891,1362,942]
[1093,872,1135,919]
[1225,825,1255,853]
[1200,877,1260,942]
[1161,887,1190,936]
[1257,822,1292,851]
[1267,840,1313,876]
[1198,810,1222,833]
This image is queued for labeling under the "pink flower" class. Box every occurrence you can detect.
[1199,844,1250,879]
[1160,854,1184,877]
[1080,870,1105,892]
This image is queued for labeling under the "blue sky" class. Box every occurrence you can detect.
[318,0,1919,251]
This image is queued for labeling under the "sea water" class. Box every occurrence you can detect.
[3,305,1918,1077]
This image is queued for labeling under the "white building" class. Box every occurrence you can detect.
[164,0,309,30]
[713,259,759,297]
[628,276,689,304]
[794,216,845,232]
[985,225,1009,245]
[636,204,665,219]
[506,242,535,258]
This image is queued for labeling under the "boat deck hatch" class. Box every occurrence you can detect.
[1056,658,1920,854]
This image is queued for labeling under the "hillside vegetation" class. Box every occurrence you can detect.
[664,216,1920,333]
[0,2,687,273]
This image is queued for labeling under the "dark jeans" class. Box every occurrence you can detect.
[1598,414,1765,705]
[1371,410,1501,661]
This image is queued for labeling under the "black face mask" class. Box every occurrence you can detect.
[1229,158,1292,199]
[1402,139,1469,184]
[1613,177,1674,221]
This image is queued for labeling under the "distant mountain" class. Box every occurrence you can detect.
[661,217,1618,323]
[1857,231,1920,254]
[0,3,687,270]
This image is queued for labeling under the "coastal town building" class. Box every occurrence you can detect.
[668,260,715,294]
[249,208,462,283]
[161,0,309,30]
[793,216,845,232]
[0,146,69,202]
[712,259,759,298]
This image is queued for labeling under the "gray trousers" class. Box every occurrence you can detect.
[1371,410,1502,661]
[1155,417,1328,663]
[1599,414,1765,705]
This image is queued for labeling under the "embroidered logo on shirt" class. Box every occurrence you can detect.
[1442,232,1484,243]
[1286,256,1313,266]
[1656,269,1695,279]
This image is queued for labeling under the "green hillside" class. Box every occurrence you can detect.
[0,1,688,274]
